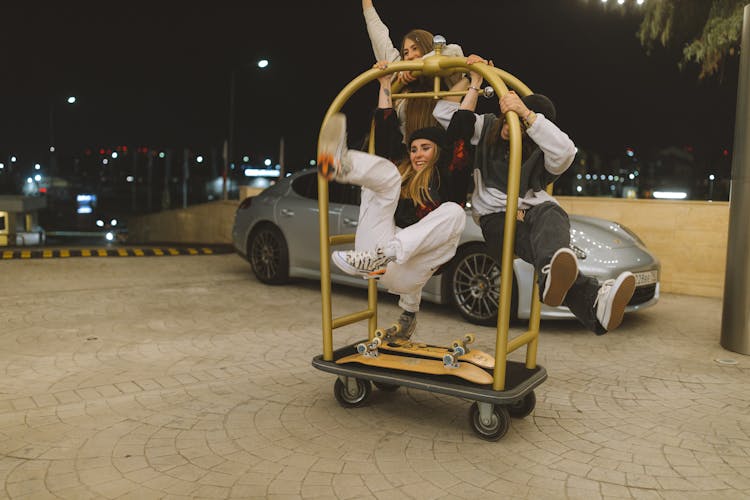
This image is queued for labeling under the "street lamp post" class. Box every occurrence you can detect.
[49,95,77,177]
[224,59,269,200]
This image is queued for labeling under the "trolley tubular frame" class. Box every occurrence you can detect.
[317,52,542,391]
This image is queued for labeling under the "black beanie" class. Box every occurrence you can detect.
[522,94,557,122]
[408,126,447,148]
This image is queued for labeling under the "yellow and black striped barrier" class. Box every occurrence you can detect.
[1,245,234,260]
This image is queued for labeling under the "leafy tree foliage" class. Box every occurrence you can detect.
[638,0,746,79]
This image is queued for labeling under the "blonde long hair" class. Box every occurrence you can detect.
[398,29,440,141]
[397,147,441,207]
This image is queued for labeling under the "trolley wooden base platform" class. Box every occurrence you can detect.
[312,341,547,440]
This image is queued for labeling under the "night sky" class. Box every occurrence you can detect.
[1,1,740,171]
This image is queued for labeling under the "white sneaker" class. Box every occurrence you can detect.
[595,272,636,331]
[317,113,350,181]
[332,248,393,279]
[541,248,578,307]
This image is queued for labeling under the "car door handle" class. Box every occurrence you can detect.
[281,208,295,217]
[343,217,358,227]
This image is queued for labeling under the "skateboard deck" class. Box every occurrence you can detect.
[336,352,493,385]
[377,339,496,369]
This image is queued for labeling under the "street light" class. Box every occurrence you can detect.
[49,95,77,175]
[225,58,270,200]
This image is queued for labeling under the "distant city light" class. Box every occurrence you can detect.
[105,232,115,241]
[77,206,93,214]
[257,59,269,68]
[34,163,41,170]
[309,160,316,166]
[126,176,135,182]
[576,174,582,179]
[243,155,250,162]
[26,177,33,183]
[102,158,109,165]
[196,155,204,163]
[49,146,55,153]
[244,168,281,178]
[111,219,118,226]
[0,163,4,169]
[159,151,166,158]
[592,174,598,180]
[67,96,76,104]
[34,174,41,182]
[629,173,635,180]
[585,174,591,180]
[576,186,583,193]
[264,158,272,166]
[10,156,17,162]
[111,152,118,159]
[618,0,625,4]
[709,174,716,181]
[653,191,687,200]
[77,194,95,203]
[96,220,105,227]
[626,148,634,157]
[637,0,644,4]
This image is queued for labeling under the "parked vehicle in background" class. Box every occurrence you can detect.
[232,169,660,326]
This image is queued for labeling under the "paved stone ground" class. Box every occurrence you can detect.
[0,254,748,499]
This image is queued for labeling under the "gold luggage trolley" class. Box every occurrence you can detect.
[312,38,547,441]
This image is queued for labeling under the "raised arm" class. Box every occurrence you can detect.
[362,0,401,63]
[460,54,489,111]
[371,61,405,160]
[500,91,577,175]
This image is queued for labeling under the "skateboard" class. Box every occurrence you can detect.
[336,351,493,385]
[372,332,496,369]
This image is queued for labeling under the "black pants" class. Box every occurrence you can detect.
[479,202,605,334]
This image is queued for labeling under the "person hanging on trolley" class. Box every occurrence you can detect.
[431,55,636,334]
[317,60,473,341]
[360,0,467,140]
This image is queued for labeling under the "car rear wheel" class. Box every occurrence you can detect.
[446,243,516,326]
[248,224,290,285]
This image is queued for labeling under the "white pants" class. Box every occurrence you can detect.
[344,150,466,312]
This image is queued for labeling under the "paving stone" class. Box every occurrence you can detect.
[0,255,746,498]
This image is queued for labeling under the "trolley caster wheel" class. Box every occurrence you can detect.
[469,402,510,441]
[373,381,399,392]
[334,378,371,408]
[507,391,536,419]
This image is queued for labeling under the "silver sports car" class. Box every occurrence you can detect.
[232,169,660,325]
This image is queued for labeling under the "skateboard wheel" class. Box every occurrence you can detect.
[371,338,382,348]
[463,334,475,344]
[375,329,386,339]
[443,353,455,367]
[451,341,461,350]
[356,343,368,354]
[453,345,466,357]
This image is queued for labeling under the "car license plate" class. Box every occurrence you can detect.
[634,270,658,286]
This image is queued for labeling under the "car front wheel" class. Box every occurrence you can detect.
[445,243,516,326]
[248,224,290,285]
